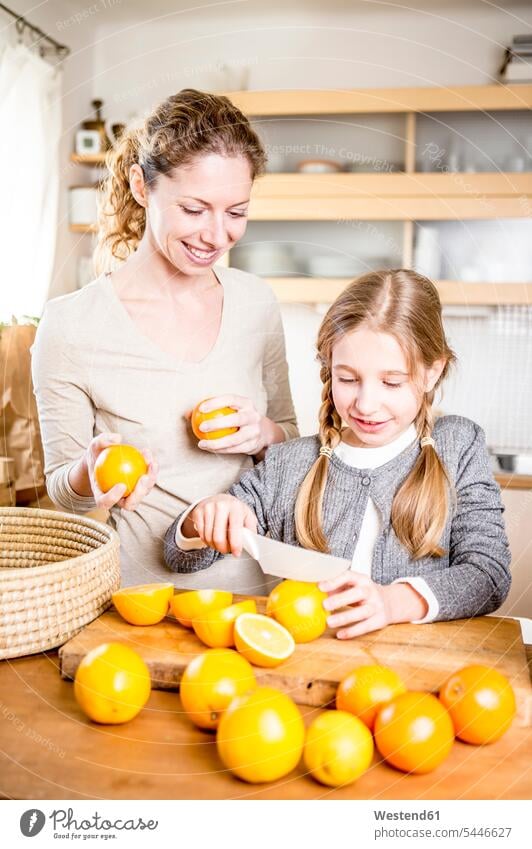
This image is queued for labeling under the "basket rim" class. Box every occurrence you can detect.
[0,506,120,581]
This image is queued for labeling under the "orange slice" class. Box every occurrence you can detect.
[192,599,257,648]
[170,590,233,629]
[234,612,295,668]
[112,583,174,626]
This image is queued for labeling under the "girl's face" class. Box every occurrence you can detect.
[131,153,252,274]
[331,326,444,447]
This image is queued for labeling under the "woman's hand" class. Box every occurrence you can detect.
[191,395,283,457]
[184,493,258,556]
[318,572,429,638]
[85,433,159,512]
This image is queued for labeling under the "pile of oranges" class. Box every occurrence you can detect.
[111,580,328,665]
[73,580,517,788]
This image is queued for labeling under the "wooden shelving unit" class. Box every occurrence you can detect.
[69,223,97,234]
[249,172,532,220]
[70,153,107,165]
[227,84,532,116]
[69,84,532,305]
[233,84,532,307]
[268,278,532,306]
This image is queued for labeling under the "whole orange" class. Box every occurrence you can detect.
[439,664,516,745]
[216,686,305,783]
[266,580,327,643]
[336,665,407,730]
[74,642,151,725]
[191,400,238,441]
[304,710,374,787]
[94,444,148,496]
[180,648,256,730]
[374,692,454,774]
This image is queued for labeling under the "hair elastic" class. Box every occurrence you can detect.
[319,446,333,459]
[420,436,435,449]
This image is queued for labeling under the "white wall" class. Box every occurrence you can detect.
[89,2,532,120]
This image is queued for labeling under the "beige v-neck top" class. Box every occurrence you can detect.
[31,266,298,587]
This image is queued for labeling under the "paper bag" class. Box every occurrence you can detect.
[0,323,45,504]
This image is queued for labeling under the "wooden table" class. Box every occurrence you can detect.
[1,649,531,800]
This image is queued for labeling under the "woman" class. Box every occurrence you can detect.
[32,89,298,591]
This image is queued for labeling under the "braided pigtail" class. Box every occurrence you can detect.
[294,366,342,552]
[391,393,453,559]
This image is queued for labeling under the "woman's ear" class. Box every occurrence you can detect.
[425,358,446,392]
[129,164,148,208]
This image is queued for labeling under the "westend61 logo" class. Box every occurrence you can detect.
[20,808,158,838]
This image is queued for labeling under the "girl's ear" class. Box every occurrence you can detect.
[424,357,446,392]
[129,164,148,208]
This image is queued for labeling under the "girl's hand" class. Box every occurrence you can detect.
[318,571,393,639]
[187,493,258,556]
[192,395,272,456]
[318,572,429,638]
[86,433,159,512]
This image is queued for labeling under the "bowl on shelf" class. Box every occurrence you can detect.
[231,243,302,277]
[347,161,402,173]
[296,159,343,174]
[306,255,390,278]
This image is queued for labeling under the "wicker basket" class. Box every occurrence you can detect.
[0,507,120,659]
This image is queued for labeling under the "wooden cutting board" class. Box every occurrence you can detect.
[59,597,532,727]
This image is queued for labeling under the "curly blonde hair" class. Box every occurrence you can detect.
[94,89,266,272]
[294,269,456,560]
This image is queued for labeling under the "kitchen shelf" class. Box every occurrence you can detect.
[250,172,532,220]
[495,473,532,490]
[69,223,97,233]
[267,278,532,305]
[68,85,532,305]
[70,153,107,165]
[227,85,532,116]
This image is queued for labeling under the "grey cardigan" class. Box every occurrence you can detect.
[164,415,511,621]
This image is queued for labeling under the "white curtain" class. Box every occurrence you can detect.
[0,44,62,321]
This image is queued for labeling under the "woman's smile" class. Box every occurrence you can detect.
[180,240,223,266]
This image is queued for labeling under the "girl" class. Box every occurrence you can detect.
[164,269,511,637]
[32,89,297,589]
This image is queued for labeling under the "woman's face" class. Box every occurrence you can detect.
[134,153,253,274]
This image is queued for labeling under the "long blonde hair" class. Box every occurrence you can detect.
[94,89,266,273]
[295,269,456,560]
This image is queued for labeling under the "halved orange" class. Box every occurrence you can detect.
[234,612,295,668]
[192,599,257,648]
[112,583,174,626]
[170,590,233,629]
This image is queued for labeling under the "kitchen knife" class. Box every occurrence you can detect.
[241,528,350,582]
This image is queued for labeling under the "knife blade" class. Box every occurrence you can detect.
[241,528,350,583]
